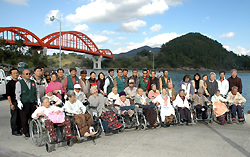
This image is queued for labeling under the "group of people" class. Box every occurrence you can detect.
[6,67,247,142]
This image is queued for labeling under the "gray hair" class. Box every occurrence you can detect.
[41,96,49,104]
[67,90,76,98]
[136,88,143,92]
[231,69,237,73]
[112,87,117,91]
[232,86,238,90]
[90,86,97,94]
[210,72,216,77]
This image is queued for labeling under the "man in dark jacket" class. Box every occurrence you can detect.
[227,69,242,94]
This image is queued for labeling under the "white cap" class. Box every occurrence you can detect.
[74,84,81,89]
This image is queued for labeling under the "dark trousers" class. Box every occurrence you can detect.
[231,105,243,118]
[20,102,36,134]
[195,105,207,119]
[178,107,191,121]
[143,107,157,125]
[10,102,22,132]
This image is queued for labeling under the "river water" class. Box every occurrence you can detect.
[63,68,250,113]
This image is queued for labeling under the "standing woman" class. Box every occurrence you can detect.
[48,73,64,100]
[97,72,106,95]
[191,73,207,95]
[179,75,194,99]
[202,74,209,96]
[44,71,51,84]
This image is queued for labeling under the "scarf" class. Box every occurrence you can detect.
[161,93,168,106]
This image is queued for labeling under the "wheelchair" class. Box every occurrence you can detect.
[158,102,179,127]
[191,102,214,124]
[174,101,196,125]
[29,117,73,153]
[226,103,246,124]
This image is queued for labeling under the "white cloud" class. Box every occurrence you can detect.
[143,32,147,35]
[109,40,121,46]
[102,30,116,35]
[88,34,109,44]
[113,32,180,54]
[44,10,61,24]
[223,45,250,56]
[118,20,147,33]
[116,37,127,40]
[65,0,183,23]
[150,24,162,32]
[4,0,29,5]
[74,24,90,32]
[220,32,235,38]
[203,16,210,22]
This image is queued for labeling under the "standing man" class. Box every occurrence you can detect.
[104,69,114,95]
[159,70,172,91]
[56,68,65,85]
[16,69,40,137]
[63,68,80,98]
[146,70,159,92]
[79,70,90,97]
[139,69,149,93]
[227,69,242,94]
[6,68,22,136]
[129,69,140,88]
[114,69,125,94]
[123,69,129,88]
[30,67,47,98]
[217,71,229,97]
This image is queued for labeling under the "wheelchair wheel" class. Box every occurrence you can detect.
[30,119,43,147]
[72,123,81,143]
[67,139,74,147]
[45,142,52,153]
[140,123,146,130]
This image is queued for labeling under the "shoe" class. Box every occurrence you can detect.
[84,132,91,137]
[66,135,75,140]
[239,118,244,121]
[12,131,21,136]
[232,118,236,122]
[151,123,158,127]
[25,133,30,137]
[90,132,97,136]
[114,123,123,129]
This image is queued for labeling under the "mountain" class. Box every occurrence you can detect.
[115,46,160,58]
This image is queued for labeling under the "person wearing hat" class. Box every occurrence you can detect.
[44,86,62,106]
[124,79,137,104]
[48,73,64,100]
[63,68,80,99]
[205,72,218,98]
[191,88,211,119]
[79,70,90,96]
[74,84,87,103]
[148,84,160,102]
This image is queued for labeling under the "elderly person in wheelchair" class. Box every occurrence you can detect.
[31,97,74,142]
[227,86,246,122]
[191,88,211,120]
[63,90,97,137]
[88,86,123,131]
[107,87,119,103]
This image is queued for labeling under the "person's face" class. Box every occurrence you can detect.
[152,85,156,91]
[164,71,168,77]
[129,83,134,87]
[210,74,215,81]
[51,74,57,82]
[22,69,31,80]
[117,70,122,77]
[74,88,80,93]
[137,89,143,96]
[203,76,207,81]
[232,89,238,95]
[151,72,156,78]
[167,83,172,89]
[100,73,104,80]
[113,88,118,94]
[45,72,50,79]
[109,71,114,77]
[34,69,42,77]
[143,71,147,78]
[216,91,220,96]
[123,70,128,76]
[92,88,98,95]
[91,73,96,79]
[198,93,203,97]
[185,77,190,82]
[80,73,87,79]
[120,95,126,102]
[162,88,167,95]
[179,91,184,97]
[231,71,237,78]
[195,75,199,80]
[47,92,53,96]
[68,95,76,102]
[42,99,50,108]
[70,70,77,77]
[132,71,137,76]
[220,73,225,79]
[57,70,64,78]
[10,70,19,79]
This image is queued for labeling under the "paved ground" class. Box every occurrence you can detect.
[0,98,250,157]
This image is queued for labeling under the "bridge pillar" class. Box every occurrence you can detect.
[92,55,102,69]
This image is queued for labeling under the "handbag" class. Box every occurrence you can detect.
[48,111,65,123]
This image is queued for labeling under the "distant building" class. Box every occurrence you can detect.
[18,62,28,69]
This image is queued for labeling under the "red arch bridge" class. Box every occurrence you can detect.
[0,27,114,69]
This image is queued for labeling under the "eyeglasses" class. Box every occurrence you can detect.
[25,73,31,75]
[143,73,147,74]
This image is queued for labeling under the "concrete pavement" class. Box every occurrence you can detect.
[0,98,250,157]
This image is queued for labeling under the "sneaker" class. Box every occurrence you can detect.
[239,118,244,121]
[25,133,30,137]
[12,131,21,136]
[232,118,236,122]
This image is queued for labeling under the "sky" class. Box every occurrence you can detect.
[0,0,250,56]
